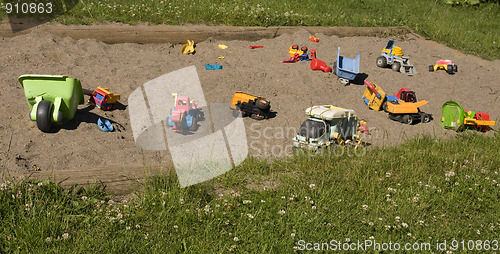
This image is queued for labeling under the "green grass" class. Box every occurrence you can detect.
[1,0,499,59]
[1,133,499,252]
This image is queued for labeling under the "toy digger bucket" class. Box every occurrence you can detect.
[19,75,84,132]
[399,57,417,75]
[440,101,465,130]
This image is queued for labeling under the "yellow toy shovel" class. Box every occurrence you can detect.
[181,40,195,54]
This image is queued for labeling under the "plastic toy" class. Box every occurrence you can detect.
[281,45,311,63]
[429,59,458,74]
[362,80,432,124]
[386,99,432,125]
[308,36,320,43]
[167,93,200,132]
[288,45,307,57]
[181,40,195,54]
[440,101,496,132]
[335,47,360,85]
[358,120,369,135]
[218,44,228,49]
[310,49,332,73]
[205,65,223,70]
[19,75,84,132]
[97,117,114,132]
[376,40,416,75]
[292,105,363,150]
[362,80,399,111]
[249,46,263,49]
[87,86,120,110]
[230,91,271,120]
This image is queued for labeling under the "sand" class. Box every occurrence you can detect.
[1,26,498,193]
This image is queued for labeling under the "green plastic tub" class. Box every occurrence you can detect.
[440,101,465,131]
[19,75,84,132]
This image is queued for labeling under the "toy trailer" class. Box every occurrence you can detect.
[230,91,271,120]
[376,40,416,75]
[19,75,84,132]
[440,101,496,132]
[335,47,360,85]
[292,105,362,150]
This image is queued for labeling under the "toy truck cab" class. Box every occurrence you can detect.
[293,105,361,150]
[396,88,417,103]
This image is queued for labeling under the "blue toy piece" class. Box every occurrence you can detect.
[299,53,311,61]
[205,65,223,70]
[97,117,114,132]
[335,47,360,85]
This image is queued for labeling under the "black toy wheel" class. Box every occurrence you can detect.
[422,114,432,123]
[402,115,410,124]
[429,65,434,72]
[407,115,416,125]
[453,65,458,72]
[376,56,387,68]
[447,64,454,74]
[392,62,401,72]
[255,98,271,111]
[251,114,265,120]
[189,116,198,131]
[36,100,53,132]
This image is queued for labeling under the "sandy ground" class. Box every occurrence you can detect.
[1,26,499,194]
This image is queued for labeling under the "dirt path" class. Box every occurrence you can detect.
[1,23,498,194]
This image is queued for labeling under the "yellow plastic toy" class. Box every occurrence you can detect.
[288,45,306,57]
[181,40,195,54]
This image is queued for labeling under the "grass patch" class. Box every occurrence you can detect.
[1,133,499,252]
[1,0,499,59]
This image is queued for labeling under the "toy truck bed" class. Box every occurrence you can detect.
[336,47,360,84]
